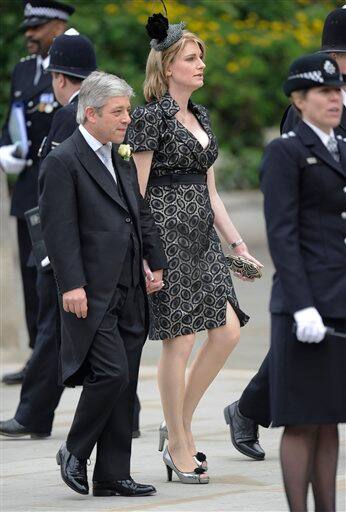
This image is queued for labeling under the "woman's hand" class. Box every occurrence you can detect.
[232,243,263,282]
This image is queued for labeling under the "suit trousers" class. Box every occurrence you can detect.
[238,351,271,428]
[66,283,146,482]
[15,271,63,433]
[17,218,39,348]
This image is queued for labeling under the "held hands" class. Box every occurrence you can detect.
[143,259,164,294]
[0,144,26,174]
[232,242,264,282]
[63,287,88,319]
[293,307,326,343]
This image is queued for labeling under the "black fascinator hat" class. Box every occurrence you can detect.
[146,1,185,51]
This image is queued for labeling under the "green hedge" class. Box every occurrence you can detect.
[0,0,335,188]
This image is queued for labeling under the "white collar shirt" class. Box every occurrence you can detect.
[68,90,79,104]
[78,125,117,184]
[303,119,335,149]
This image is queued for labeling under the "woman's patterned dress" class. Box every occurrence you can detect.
[128,92,249,340]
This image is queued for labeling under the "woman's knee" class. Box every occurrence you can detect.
[162,334,195,362]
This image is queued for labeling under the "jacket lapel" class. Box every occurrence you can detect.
[296,121,346,178]
[112,147,139,219]
[72,130,128,211]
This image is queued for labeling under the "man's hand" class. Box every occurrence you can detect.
[143,259,164,294]
[0,144,26,174]
[293,307,326,343]
[63,287,88,318]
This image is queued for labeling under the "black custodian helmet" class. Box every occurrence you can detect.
[320,6,346,53]
[47,29,97,79]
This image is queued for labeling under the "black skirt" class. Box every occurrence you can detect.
[269,314,346,426]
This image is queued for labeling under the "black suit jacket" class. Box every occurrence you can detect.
[260,120,346,318]
[280,104,346,138]
[39,128,167,386]
[1,55,60,217]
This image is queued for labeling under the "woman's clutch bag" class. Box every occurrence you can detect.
[226,254,262,280]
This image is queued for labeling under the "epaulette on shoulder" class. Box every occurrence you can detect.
[19,54,36,63]
[336,134,346,143]
[281,131,296,139]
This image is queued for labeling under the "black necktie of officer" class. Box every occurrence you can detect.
[326,136,340,162]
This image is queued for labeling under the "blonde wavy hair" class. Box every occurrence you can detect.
[143,30,206,102]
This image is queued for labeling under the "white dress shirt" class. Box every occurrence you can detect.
[303,119,335,149]
[78,125,117,184]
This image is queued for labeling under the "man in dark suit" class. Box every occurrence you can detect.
[39,70,167,497]
[223,5,346,461]
[0,30,96,439]
[0,0,74,385]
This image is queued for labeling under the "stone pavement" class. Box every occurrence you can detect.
[1,191,345,510]
[1,364,345,512]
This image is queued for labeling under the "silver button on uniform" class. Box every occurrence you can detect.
[341,212,346,219]
[343,186,346,193]
[125,218,131,223]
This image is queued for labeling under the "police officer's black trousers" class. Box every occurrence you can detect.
[238,351,271,428]
[17,218,39,348]
[66,284,146,482]
[15,271,63,434]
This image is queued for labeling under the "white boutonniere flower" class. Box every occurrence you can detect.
[118,144,132,161]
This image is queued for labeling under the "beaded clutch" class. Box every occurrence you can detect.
[225,255,262,280]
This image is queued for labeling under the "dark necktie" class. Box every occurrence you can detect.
[326,136,340,162]
[33,62,43,86]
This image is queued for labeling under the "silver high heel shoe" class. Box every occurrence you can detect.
[158,421,208,470]
[163,447,209,484]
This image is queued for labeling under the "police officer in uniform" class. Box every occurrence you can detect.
[281,5,346,135]
[263,53,346,512]
[0,30,97,438]
[223,5,346,461]
[0,0,75,385]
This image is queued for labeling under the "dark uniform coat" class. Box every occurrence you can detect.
[39,129,167,386]
[14,95,79,433]
[261,120,346,426]
[1,54,59,217]
[1,54,59,347]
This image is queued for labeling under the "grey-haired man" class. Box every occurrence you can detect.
[39,71,167,496]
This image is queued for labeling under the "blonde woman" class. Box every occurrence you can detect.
[128,13,262,484]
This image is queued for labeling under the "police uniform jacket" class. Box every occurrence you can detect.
[39,93,79,160]
[39,129,167,386]
[260,120,346,319]
[0,54,59,217]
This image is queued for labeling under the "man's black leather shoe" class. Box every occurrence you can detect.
[56,443,89,495]
[93,478,156,497]
[2,363,28,385]
[224,401,265,460]
[0,418,50,439]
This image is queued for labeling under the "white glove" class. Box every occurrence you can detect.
[293,307,326,343]
[0,144,26,174]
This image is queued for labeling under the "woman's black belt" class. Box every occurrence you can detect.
[148,174,207,186]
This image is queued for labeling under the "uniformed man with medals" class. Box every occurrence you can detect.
[0,0,75,385]
[0,30,97,439]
